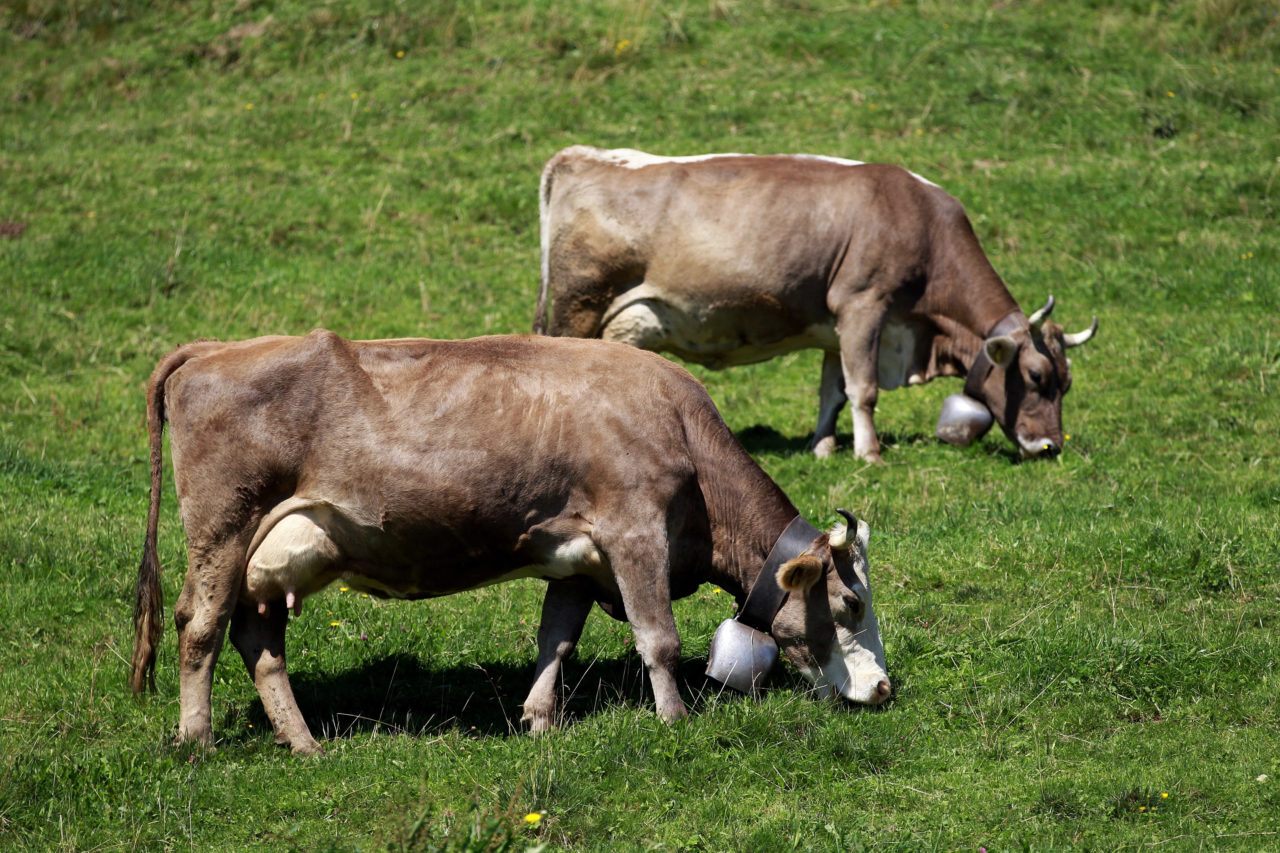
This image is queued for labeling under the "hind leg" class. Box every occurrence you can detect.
[811,350,847,458]
[229,601,321,755]
[521,578,594,733]
[173,537,247,748]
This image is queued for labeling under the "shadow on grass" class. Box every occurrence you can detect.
[734,422,1042,466]
[228,652,725,746]
[734,424,939,457]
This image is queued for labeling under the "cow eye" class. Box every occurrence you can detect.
[842,592,864,617]
[1029,369,1043,387]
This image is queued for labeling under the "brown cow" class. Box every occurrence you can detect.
[534,146,1098,462]
[131,331,889,755]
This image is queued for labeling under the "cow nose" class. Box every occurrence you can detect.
[1021,438,1060,458]
[873,679,891,704]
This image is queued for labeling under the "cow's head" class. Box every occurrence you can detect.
[770,512,890,705]
[969,296,1098,458]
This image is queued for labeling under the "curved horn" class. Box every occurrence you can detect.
[1027,294,1055,330]
[1063,316,1098,348]
[829,509,858,550]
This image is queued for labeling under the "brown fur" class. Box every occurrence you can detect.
[535,147,1097,461]
[134,332,887,752]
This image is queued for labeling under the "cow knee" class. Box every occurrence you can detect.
[601,303,668,351]
[634,630,681,673]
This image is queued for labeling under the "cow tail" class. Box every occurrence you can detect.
[131,345,199,695]
[532,153,561,335]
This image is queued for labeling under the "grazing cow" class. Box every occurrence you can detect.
[534,146,1098,462]
[131,331,890,755]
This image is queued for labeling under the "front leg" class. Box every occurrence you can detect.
[229,601,321,755]
[521,579,594,733]
[609,539,687,723]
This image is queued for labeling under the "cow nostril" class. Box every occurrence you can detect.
[874,679,891,702]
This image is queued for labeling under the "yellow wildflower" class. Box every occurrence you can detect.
[523,812,543,825]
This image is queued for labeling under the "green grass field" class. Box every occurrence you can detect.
[2,0,1278,849]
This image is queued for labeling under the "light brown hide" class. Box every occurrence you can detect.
[131,332,887,754]
[534,146,1097,461]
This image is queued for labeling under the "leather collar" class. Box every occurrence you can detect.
[963,311,1027,400]
[736,516,822,634]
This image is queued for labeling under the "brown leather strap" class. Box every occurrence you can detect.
[963,311,1026,400]
[737,516,822,634]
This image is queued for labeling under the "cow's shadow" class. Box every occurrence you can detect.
[735,424,931,457]
[227,652,735,744]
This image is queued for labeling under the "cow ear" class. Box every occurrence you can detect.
[985,335,1018,369]
[777,554,823,593]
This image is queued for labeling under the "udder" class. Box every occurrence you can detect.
[244,510,342,616]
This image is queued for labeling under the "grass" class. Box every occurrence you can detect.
[2,0,1278,848]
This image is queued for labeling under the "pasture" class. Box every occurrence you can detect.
[1,0,1277,848]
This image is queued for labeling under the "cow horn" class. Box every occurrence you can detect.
[1027,294,1055,330]
[1063,316,1098,348]
[829,508,858,550]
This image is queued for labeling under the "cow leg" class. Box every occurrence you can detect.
[520,578,594,733]
[609,537,687,723]
[836,312,886,463]
[599,300,669,352]
[229,601,321,755]
[811,350,847,459]
[172,541,245,749]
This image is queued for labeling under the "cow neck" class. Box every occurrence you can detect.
[962,310,1026,400]
[735,515,822,635]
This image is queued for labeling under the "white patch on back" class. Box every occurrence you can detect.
[581,147,939,186]
[793,153,866,168]
[589,148,750,169]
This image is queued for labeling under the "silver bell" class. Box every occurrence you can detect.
[705,618,779,695]
[935,394,994,446]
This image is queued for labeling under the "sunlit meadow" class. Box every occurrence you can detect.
[1,0,1278,849]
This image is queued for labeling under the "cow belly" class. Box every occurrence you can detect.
[602,289,837,369]
[475,534,607,588]
[245,506,610,607]
[877,320,926,390]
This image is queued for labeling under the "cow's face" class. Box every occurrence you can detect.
[770,516,890,705]
[974,303,1098,459]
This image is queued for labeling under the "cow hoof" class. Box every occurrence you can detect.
[812,436,837,459]
[657,704,689,724]
[290,738,324,756]
[521,713,557,735]
[172,737,216,755]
